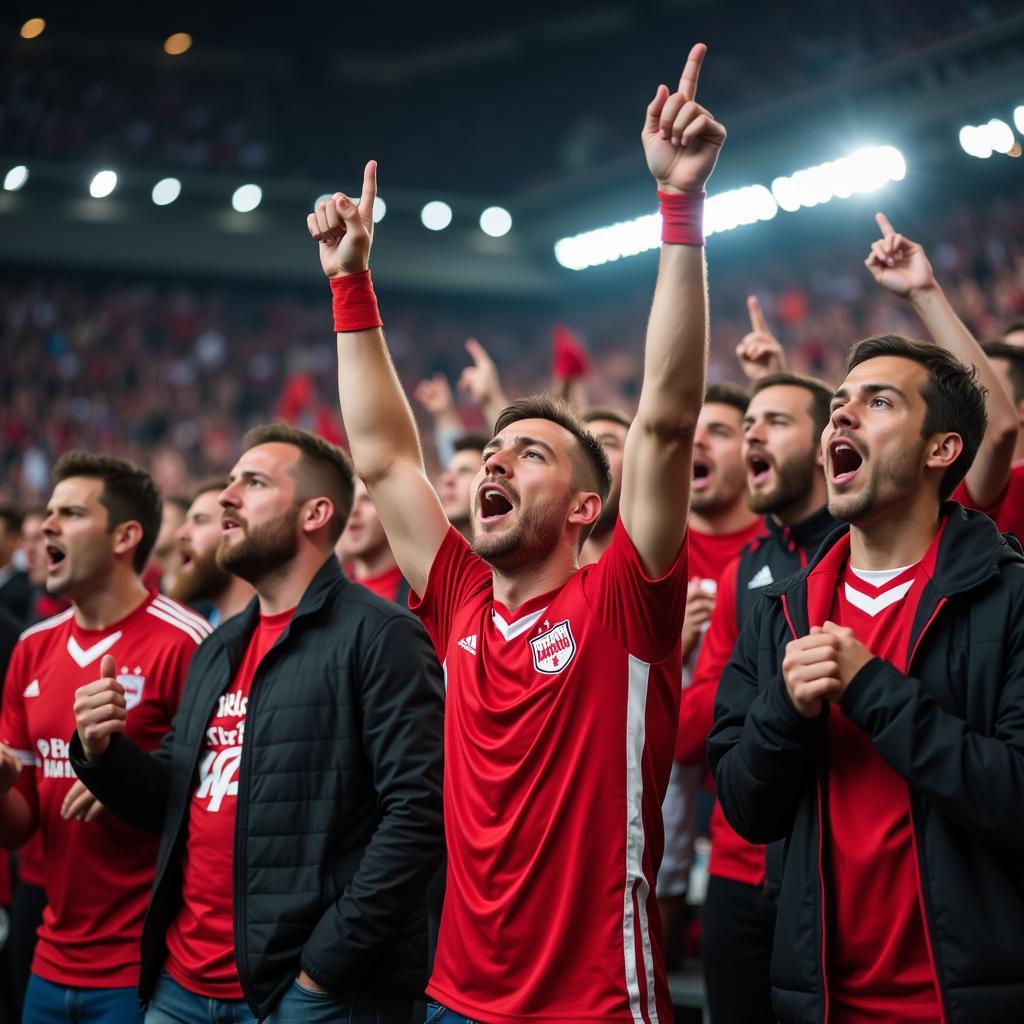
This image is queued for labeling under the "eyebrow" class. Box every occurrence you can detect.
[47,504,88,516]
[228,469,272,484]
[483,435,558,458]
[831,383,908,403]
[742,410,792,425]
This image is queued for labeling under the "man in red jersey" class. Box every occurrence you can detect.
[0,453,207,1024]
[310,43,724,1024]
[337,480,410,603]
[862,213,1022,544]
[711,335,1024,1022]
[657,381,763,964]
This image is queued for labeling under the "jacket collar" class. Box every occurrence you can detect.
[762,504,839,565]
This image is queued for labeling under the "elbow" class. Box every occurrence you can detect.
[992,415,1020,452]
[633,411,699,446]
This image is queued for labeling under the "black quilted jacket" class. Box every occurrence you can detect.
[71,556,445,1019]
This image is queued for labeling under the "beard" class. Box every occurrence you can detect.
[217,506,300,585]
[691,467,746,515]
[471,494,568,571]
[170,546,234,605]
[748,447,819,517]
[828,439,924,524]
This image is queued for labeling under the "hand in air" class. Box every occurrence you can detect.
[736,296,786,382]
[458,340,506,410]
[414,374,457,419]
[307,160,378,278]
[865,212,936,298]
[642,43,727,194]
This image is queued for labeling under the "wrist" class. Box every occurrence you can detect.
[330,271,383,333]
[658,190,705,247]
[906,280,942,309]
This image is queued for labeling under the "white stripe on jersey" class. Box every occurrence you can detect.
[18,607,74,641]
[146,605,205,645]
[8,748,37,768]
[151,596,213,637]
[490,607,546,641]
[623,654,659,1024]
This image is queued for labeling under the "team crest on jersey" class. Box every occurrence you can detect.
[117,668,146,711]
[530,620,576,675]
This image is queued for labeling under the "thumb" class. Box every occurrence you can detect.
[100,654,117,680]
[747,294,767,333]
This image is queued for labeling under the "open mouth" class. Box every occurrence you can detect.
[747,451,772,486]
[829,439,864,486]
[45,543,66,573]
[479,485,514,523]
[179,549,194,572]
[221,517,243,535]
[692,458,712,489]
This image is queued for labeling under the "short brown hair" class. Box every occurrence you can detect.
[0,505,23,537]
[190,477,230,503]
[705,381,750,417]
[846,334,987,501]
[241,423,356,544]
[751,371,834,438]
[494,395,612,501]
[582,406,633,432]
[453,434,490,456]
[53,452,162,571]
[982,339,1024,404]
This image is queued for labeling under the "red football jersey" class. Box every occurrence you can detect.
[165,607,294,999]
[0,594,208,987]
[953,461,1024,541]
[411,519,688,1024]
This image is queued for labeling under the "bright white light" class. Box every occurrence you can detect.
[959,125,991,159]
[1015,106,1024,135]
[3,165,28,192]
[89,170,118,199]
[985,118,1015,155]
[151,177,181,206]
[556,145,906,271]
[480,206,513,237]
[372,196,386,224]
[232,183,262,213]
[313,193,333,208]
[421,200,452,231]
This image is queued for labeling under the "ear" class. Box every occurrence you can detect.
[112,520,144,562]
[568,492,602,530]
[300,496,335,536]
[925,432,963,474]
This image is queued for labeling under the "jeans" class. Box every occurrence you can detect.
[424,1004,479,1024]
[22,973,143,1024]
[145,971,407,1024]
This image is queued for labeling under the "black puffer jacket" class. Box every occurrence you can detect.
[708,504,1024,1023]
[71,557,445,1019]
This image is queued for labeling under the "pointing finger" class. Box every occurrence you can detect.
[677,42,707,102]
[358,160,377,226]
[465,339,489,366]
[875,211,895,240]
[747,295,767,333]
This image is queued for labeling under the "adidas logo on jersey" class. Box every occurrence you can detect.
[458,634,478,655]
[748,565,774,589]
[23,679,40,697]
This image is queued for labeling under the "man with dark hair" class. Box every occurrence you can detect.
[312,43,724,1022]
[0,452,207,1023]
[0,508,31,626]
[437,435,489,540]
[169,481,254,626]
[579,407,631,565]
[709,334,1024,1022]
[676,369,837,1023]
[70,426,444,1024]
[146,497,189,596]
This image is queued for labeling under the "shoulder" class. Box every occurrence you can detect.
[17,606,75,647]
[142,595,214,649]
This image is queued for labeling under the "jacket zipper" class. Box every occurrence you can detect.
[781,594,830,1024]
[904,597,950,1024]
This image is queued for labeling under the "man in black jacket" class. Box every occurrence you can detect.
[70,424,445,1024]
[710,334,1024,1023]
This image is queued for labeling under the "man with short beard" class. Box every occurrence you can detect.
[711,335,1024,1023]
[675,371,836,1023]
[70,425,444,1024]
[312,43,725,1022]
[169,481,254,626]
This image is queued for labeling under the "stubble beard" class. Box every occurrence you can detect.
[217,506,300,586]
[748,447,819,517]
[170,547,234,605]
[828,440,924,525]
[471,496,568,571]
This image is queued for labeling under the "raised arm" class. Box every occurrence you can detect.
[309,162,449,595]
[620,43,726,576]
[867,212,1018,507]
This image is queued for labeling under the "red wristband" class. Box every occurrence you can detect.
[659,190,705,247]
[330,270,382,333]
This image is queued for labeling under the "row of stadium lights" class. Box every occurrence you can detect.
[19,17,194,56]
[958,108,1024,159]
[1,166,515,237]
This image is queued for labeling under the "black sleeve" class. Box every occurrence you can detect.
[69,717,175,834]
[0,607,21,682]
[708,597,823,843]
[300,612,446,990]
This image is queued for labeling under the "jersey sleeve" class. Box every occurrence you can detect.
[676,554,741,764]
[0,642,39,820]
[582,516,689,664]
[408,525,492,659]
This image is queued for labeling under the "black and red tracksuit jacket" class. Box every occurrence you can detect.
[709,503,1024,1024]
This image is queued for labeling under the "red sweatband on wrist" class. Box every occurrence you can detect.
[659,190,705,247]
[330,270,382,333]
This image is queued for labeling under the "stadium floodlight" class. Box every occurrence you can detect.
[20,18,45,39]
[1015,106,1024,135]
[421,201,453,231]
[164,33,193,56]
[152,177,182,206]
[480,206,513,238]
[3,165,29,192]
[89,170,118,199]
[985,118,1015,155]
[959,125,991,159]
[770,146,906,213]
[372,196,386,223]
[232,183,262,213]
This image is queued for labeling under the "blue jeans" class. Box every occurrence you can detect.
[145,972,406,1024]
[424,1004,479,1024]
[22,973,143,1024]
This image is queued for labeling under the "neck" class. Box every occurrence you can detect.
[214,577,256,622]
[491,545,578,612]
[849,498,942,571]
[580,526,613,567]
[771,474,829,527]
[255,551,329,616]
[347,547,397,580]
[72,570,149,631]
[690,495,759,536]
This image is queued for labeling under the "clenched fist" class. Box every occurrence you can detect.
[73,654,127,763]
